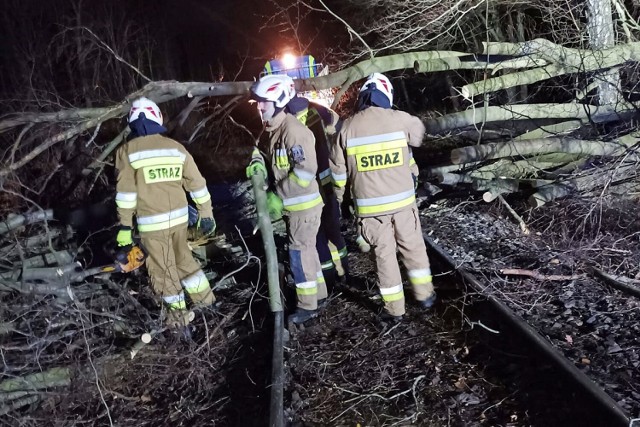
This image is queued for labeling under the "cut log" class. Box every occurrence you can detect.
[512,121,582,141]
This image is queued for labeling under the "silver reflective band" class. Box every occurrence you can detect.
[332,172,347,181]
[190,187,209,199]
[379,284,403,295]
[276,148,287,156]
[346,131,406,148]
[163,293,185,304]
[283,192,321,207]
[408,268,432,278]
[295,280,317,289]
[293,169,315,181]
[181,270,206,290]
[137,206,189,225]
[116,192,137,201]
[356,189,415,207]
[318,169,331,180]
[128,148,186,163]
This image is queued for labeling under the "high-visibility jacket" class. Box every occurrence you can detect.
[330,106,425,217]
[292,101,340,190]
[266,111,323,214]
[115,134,213,232]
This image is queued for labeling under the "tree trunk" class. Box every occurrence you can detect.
[586,0,620,105]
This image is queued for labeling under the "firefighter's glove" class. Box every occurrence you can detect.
[116,226,133,247]
[266,191,284,220]
[246,149,267,179]
[198,217,216,236]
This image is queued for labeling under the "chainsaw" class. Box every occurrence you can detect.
[100,243,148,274]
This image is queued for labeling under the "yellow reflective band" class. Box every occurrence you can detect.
[346,139,406,156]
[317,276,326,284]
[116,200,136,209]
[264,61,273,74]
[331,247,348,261]
[167,300,187,310]
[357,195,415,215]
[296,287,318,296]
[130,156,184,170]
[138,214,188,232]
[143,165,182,183]
[410,276,433,285]
[309,56,316,77]
[382,291,405,302]
[289,172,312,188]
[193,194,211,204]
[409,157,416,166]
[284,194,323,212]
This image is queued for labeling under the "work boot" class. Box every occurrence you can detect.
[379,311,403,323]
[419,293,437,309]
[164,309,195,329]
[356,235,371,253]
[189,289,216,308]
[288,308,318,324]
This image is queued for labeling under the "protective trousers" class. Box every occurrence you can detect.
[315,192,348,279]
[141,225,214,310]
[288,211,326,310]
[360,206,433,316]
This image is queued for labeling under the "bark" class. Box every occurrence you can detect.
[512,121,582,141]
[450,137,634,164]
[586,0,620,105]
[460,39,640,98]
[425,103,633,135]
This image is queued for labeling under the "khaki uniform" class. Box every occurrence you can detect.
[292,101,348,279]
[115,134,214,310]
[265,111,325,310]
[330,107,433,316]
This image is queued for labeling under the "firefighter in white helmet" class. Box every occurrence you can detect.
[283,88,349,287]
[246,74,326,324]
[330,73,436,321]
[115,97,217,328]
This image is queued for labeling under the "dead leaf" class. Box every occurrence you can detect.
[581,357,591,365]
[565,334,573,344]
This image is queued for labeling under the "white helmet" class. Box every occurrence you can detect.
[250,74,296,108]
[128,97,163,125]
[360,73,393,106]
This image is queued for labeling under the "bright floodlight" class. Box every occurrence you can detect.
[282,53,296,70]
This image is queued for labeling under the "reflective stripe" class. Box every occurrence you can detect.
[332,172,347,187]
[251,147,261,157]
[181,270,210,293]
[129,149,186,169]
[164,293,187,310]
[190,186,211,205]
[283,192,323,212]
[137,206,189,232]
[296,280,317,296]
[276,148,289,169]
[346,139,407,156]
[355,189,415,215]
[408,268,433,285]
[318,168,332,185]
[289,169,315,187]
[409,157,416,166]
[116,192,137,209]
[380,284,404,302]
[316,271,325,284]
[346,132,406,148]
[330,247,348,261]
[321,261,335,270]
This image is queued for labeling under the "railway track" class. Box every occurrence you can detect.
[265,231,640,426]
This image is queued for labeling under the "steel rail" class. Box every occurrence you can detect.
[423,235,633,427]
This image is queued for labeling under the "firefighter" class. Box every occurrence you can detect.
[115,97,216,328]
[246,74,325,324]
[283,94,349,285]
[330,73,436,320]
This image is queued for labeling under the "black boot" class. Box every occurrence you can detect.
[289,308,318,324]
[379,311,403,323]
